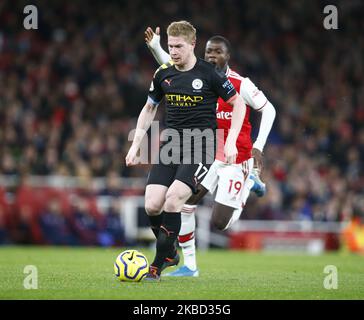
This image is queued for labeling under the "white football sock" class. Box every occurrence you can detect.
[178,204,197,271]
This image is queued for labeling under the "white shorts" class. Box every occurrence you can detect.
[201,158,253,209]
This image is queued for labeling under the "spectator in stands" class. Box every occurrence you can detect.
[98,170,122,197]
[12,206,34,244]
[0,207,10,244]
[39,198,77,245]
[101,198,125,246]
[69,195,103,246]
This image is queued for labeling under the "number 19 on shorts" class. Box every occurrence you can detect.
[228,180,242,195]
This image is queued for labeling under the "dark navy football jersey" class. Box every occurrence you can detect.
[148,58,236,132]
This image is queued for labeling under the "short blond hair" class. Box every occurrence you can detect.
[167,20,196,44]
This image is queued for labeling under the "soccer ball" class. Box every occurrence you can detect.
[114,249,149,282]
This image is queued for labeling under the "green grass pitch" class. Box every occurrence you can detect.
[0,246,363,300]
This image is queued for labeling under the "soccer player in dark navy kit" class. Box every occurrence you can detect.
[126,21,247,281]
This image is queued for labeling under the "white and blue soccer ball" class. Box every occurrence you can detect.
[114,250,149,282]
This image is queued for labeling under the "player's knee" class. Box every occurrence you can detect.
[145,199,163,216]
[212,216,229,231]
[164,192,184,212]
[211,203,236,230]
[185,195,198,205]
[211,208,231,230]
[186,185,208,205]
[185,192,201,205]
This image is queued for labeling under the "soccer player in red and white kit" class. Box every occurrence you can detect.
[145,27,276,277]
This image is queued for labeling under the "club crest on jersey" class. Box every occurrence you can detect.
[192,79,203,90]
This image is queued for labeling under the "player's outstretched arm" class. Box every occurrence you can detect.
[145,27,171,65]
[252,102,276,172]
[252,101,276,172]
[224,94,247,164]
[125,101,158,167]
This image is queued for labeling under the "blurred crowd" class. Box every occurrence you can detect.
[0,173,128,245]
[0,0,363,237]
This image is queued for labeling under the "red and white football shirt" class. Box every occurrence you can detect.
[215,67,268,164]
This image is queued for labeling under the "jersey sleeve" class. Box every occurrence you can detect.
[211,68,237,103]
[147,70,164,106]
[239,77,268,110]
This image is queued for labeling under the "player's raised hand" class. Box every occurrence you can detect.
[125,145,139,167]
[145,27,160,47]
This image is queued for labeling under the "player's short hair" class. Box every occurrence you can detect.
[207,35,231,54]
[167,21,196,44]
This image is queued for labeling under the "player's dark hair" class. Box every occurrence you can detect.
[208,35,231,54]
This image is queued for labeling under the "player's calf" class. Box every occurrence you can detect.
[145,198,165,239]
[150,212,181,274]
